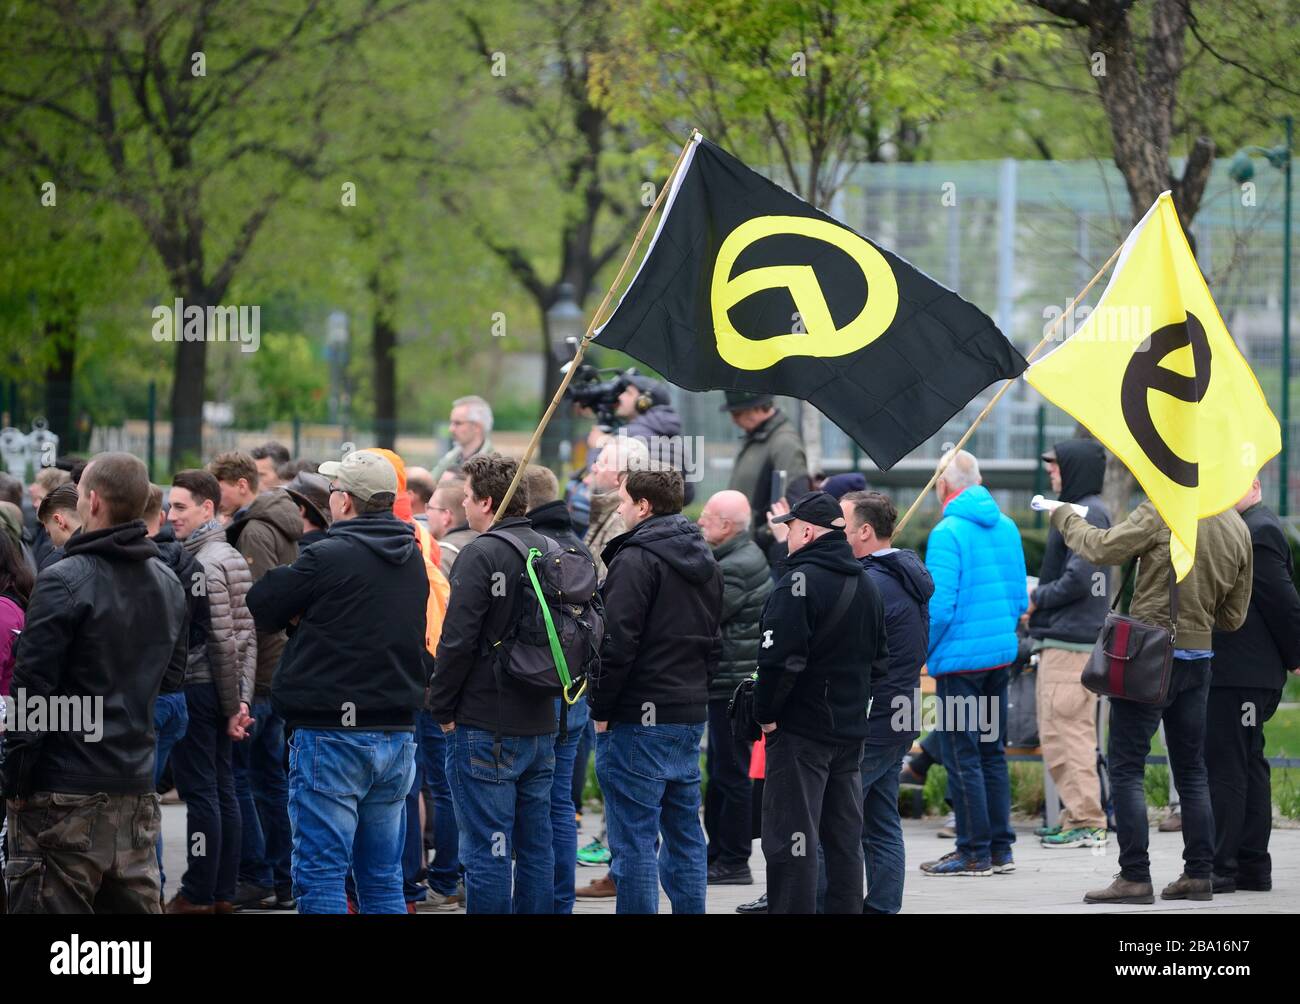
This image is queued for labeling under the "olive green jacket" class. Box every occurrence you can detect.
[1051,500,1252,650]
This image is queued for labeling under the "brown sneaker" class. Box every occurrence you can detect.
[576,875,617,899]
[1161,873,1212,901]
[1158,811,1182,832]
[165,893,215,915]
[1083,875,1155,905]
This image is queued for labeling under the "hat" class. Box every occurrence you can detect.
[317,451,398,502]
[771,490,846,530]
[821,472,867,499]
[719,390,774,413]
[284,471,332,528]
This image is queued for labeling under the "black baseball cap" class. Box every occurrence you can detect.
[720,390,774,412]
[771,490,846,530]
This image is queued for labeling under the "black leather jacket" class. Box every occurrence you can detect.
[1,521,187,799]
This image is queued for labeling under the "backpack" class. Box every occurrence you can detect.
[481,528,604,718]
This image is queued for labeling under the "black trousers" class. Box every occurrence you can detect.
[704,699,753,869]
[1206,685,1281,884]
[761,729,864,914]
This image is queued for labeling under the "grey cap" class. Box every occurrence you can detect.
[317,451,398,502]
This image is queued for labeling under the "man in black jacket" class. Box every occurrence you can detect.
[841,490,933,914]
[698,489,770,886]
[756,491,886,914]
[1028,439,1112,849]
[428,453,559,914]
[247,450,427,914]
[592,468,722,914]
[1208,477,1300,893]
[2,452,187,913]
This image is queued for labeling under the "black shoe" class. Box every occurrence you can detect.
[736,892,767,914]
[708,863,754,886]
[1211,873,1237,894]
[1235,876,1272,892]
[270,885,297,910]
[232,881,275,911]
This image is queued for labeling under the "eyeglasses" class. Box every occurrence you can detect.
[328,485,346,495]
[426,505,450,513]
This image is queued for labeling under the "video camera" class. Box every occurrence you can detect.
[564,364,637,430]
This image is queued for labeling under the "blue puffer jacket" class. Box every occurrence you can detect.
[925,486,1028,676]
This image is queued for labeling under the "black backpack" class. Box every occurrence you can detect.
[481,528,604,720]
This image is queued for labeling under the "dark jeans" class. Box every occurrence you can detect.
[1109,658,1214,883]
[861,739,910,914]
[170,682,241,905]
[762,728,864,914]
[446,726,555,914]
[1206,684,1280,884]
[233,696,292,891]
[935,668,1013,862]
[573,719,594,814]
[403,711,461,900]
[704,698,752,870]
[153,690,189,893]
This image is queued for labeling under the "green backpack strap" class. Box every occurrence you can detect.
[523,546,588,706]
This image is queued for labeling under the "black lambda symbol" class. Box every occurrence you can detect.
[1119,313,1211,488]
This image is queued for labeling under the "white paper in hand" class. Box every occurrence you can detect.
[1031,494,1089,518]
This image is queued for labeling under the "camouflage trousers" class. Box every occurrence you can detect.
[4,791,163,914]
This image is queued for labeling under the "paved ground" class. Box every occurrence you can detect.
[159,801,1299,914]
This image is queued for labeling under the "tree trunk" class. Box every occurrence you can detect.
[370,266,398,451]
[170,336,207,471]
[43,308,76,454]
[537,307,571,470]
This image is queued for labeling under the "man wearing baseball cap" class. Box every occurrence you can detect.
[247,450,429,913]
[755,490,886,913]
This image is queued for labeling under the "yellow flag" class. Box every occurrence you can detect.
[1025,191,1280,580]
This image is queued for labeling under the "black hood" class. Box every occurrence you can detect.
[64,520,159,562]
[526,499,578,538]
[326,511,417,565]
[605,513,716,585]
[861,548,934,606]
[781,528,861,576]
[1054,438,1106,504]
[152,522,177,545]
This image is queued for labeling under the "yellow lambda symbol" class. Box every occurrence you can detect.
[711,215,899,370]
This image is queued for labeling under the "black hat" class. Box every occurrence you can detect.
[771,490,846,530]
[284,470,332,528]
[720,390,774,413]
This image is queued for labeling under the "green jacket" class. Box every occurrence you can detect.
[727,409,808,559]
[709,530,773,700]
[1051,500,1252,650]
[431,436,493,482]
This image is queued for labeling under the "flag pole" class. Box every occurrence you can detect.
[492,130,701,524]
[892,240,1125,538]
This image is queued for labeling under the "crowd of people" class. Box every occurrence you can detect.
[0,385,1296,914]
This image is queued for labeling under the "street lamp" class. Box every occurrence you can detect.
[1230,114,1293,517]
[545,282,586,474]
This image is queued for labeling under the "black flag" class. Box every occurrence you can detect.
[594,136,1027,469]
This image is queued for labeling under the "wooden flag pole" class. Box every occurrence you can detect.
[892,240,1126,538]
[491,130,701,524]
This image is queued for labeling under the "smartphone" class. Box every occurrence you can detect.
[770,468,787,506]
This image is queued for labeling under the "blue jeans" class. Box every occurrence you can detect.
[233,697,292,890]
[287,728,416,914]
[935,668,1014,863]
[861,739,910,914]
[170,682,241,905]
[549,696,590,913]
[446,726,555,914]
[153,691,189,893]
[596,721,707,915]
[1109,658,1214,883]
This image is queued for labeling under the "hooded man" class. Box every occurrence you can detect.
[247,450,429,913]
[592,468,723,915]
[1027,438,1112,850]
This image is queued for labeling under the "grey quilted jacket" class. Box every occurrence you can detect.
[183,521,257,716]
